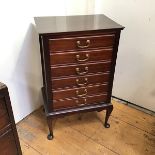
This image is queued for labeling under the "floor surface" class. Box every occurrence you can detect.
[17,100,155,155]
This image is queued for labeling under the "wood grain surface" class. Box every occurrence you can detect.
[17,100,155,155]
[51,61,111,78]
[49,34,115,52]
[50,48,113,65]
[34,14,124,34]
[52,73,110,90]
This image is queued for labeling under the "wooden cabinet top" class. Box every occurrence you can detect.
[34,14,124,34]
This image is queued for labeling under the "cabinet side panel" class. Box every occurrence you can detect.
[0,85,22,155]
[107,30,121,102]
[39,35,45,85]
[40,35,53,112]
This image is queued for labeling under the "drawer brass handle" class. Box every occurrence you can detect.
[76,89,87,97]
[76,98,87,106]
[77,40,90,48]
[76,78,88,86]
[76,67,88,75]
[76,54,89,62]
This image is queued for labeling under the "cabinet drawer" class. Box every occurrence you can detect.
[0,114,10,130]
[0,128,18,155]
[53,94,108,110]
[0,98,10,130]
[53,84,108,100]
[51,61,111,78]
[0,98,7,117]
[50,48,113,65]
[52,73,110,90]
[49,34,115,52]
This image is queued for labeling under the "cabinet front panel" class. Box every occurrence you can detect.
[49,34,115,52]
[50,48,113,65]
[0,114,10,131]
[52,73,110,90]
[51,61,111,78]
[0,98,10,130]
[53,84,108,100]
[0,129,18,155]
[0,98,7,117]
[53,94,108,110]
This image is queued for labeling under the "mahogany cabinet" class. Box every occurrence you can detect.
[34,14,124,140]
[0,82,22,154]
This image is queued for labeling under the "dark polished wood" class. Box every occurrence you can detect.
[50,48,113,65]
[34,14,124,34]
[34,14,124,140]
[0,82,22,155]
[0,98,10,130]
[53,83,108,100]
[0,97,8,116]
[49,34,115,52]
[0,114,10,130]
[53,93,108,110]
[51,61,111,78]
[0,129,18,155]
[52,73,110,90]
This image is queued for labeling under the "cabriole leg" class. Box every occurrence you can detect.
[104,105,113,128]
[47,117,54,140]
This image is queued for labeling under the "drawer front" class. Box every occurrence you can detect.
[0,98,7,117]
[0,98,10,130]
[53,94,108,110]
[52,73,110,90]
[0,128,18,155]
[50,48,113,65]
[51,61,111,78]
[53,84,108,100]
[0,114,10,130]
[49,34,115,52]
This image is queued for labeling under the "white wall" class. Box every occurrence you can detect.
[0,0,154,123]
[0,0,96,123]
[95,0,155,111]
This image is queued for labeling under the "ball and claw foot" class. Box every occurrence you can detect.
[104,123,110,128]
[47,133,53,140]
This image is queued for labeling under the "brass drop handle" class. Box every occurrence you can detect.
[76,98,87,106]
[77,40,90,48]
[76,78,88,86]
[76,54,89,62]
[76,89,87,97]
[76,67,88,75]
